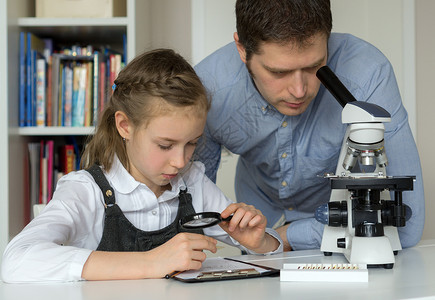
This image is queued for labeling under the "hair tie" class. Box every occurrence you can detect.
[112,83,116,91]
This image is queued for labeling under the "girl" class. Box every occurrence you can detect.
[1,49,282,282]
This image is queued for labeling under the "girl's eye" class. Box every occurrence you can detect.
[159,144,172,150]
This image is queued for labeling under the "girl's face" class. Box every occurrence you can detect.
[121,106,206,197]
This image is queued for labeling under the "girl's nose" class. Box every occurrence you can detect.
[170,149,187,169]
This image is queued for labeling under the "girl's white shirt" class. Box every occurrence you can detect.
[1,157,282,283]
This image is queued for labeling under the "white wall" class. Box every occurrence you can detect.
[415,0,435,240]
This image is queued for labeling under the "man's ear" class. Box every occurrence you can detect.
[115,111,131,140]
[234,32,247,64]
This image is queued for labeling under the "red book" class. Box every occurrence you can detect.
[38,140,44,204]
[60,144,75,174]
[99,61,106,113]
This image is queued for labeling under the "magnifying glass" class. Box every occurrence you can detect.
[180,212,233,230]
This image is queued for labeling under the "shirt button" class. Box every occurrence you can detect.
[282,121,288,128]
[152,211,157,215]
[261,106,267,112]
[281,152,287,158]
[281,181,287,187]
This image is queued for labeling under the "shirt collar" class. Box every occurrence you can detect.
[105,155,188,200]
[106,156,140,194]
[245,71,274,115]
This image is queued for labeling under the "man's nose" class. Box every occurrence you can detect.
[287,70,306,99]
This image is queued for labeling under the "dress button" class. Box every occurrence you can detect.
[281,181,287,187]
[152,211,157,215]
[282,121,288,128]
[281,152,287,158]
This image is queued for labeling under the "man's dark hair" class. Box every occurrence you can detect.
[236,0,332,60]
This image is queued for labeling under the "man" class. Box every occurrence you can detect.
[194,0,424,251]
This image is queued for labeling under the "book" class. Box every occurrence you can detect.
[46,56,53,126]
[84,62,93,126]
[19,32,27,127]
[28,142,41,219]
[72,65,87,127]
[26,33,45,126]
[46,140,54,203]
[51,54,61,127]
[36,58,46,126]
[93,52,100,125]
[63,63,73,126]
[60,144,75,174]
[99,60,106,114]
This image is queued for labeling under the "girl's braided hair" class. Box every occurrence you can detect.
[81,48,210,172]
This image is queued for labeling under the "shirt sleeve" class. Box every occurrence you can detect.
[194,64,223,183]
[286,218,324,251]
[1,174,101,283]
[357,60,425,248]
[194,119,223,183]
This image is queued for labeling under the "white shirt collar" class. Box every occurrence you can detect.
[105,155,188,201]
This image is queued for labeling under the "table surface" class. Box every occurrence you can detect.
[1,239,435,300]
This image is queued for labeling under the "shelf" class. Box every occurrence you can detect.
[18,17,129,27]
[18,17,128,45]
[12,126,95,136]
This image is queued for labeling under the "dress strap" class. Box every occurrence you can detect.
[86,164,116,207]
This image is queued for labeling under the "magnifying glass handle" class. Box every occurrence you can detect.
[222,215,233,222]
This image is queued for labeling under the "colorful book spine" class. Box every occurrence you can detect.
[60,145,75,174]
[36,58,46,127]
[72,65,87,127]
[63,63,73,126]
[26,33,45,126]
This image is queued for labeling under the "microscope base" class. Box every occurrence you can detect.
[320,228,400,268]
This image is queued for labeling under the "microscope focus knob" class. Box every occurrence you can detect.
[355,222,384,237]
[315,201,348,227]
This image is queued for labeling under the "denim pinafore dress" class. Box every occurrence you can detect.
[86,164,203,251]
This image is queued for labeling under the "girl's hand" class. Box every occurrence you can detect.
[219,203,279,253]
[147,232,217,278]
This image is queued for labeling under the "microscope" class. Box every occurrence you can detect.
[314,66,414,269]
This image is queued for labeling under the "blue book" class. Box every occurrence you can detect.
[26,33,45,126]
[19,32,27,127]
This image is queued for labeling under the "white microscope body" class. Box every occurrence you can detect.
[315,66,413,268]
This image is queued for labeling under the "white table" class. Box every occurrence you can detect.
[1,239,435,300]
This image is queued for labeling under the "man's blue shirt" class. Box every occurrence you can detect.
[194,33,425,250]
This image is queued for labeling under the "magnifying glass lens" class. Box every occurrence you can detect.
[183,217,219,228]
[180,212,232,229]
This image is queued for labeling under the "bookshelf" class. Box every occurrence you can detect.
[0,0,235,263]
[0,0,152,258]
